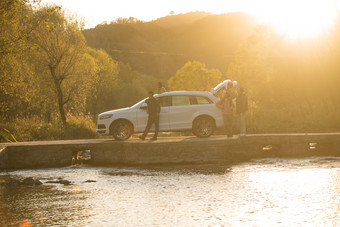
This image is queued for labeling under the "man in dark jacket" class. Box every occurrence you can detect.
[236,87,248,136]
[139,91,161,140]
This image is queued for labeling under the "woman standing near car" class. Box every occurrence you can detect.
[216,91,234,138]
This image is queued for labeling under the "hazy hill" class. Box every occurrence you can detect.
[83,12,258,80]
[151,11,212,29]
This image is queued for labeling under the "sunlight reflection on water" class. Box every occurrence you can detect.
[0,157,339,226]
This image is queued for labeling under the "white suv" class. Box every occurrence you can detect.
[96,80,237,140]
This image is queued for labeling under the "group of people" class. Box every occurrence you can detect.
[216,87,248,138]
[139,82,248,140]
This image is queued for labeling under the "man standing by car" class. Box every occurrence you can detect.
[139,91,160,140]
[156,82,166,94]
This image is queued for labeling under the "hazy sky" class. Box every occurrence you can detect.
[42,0,254,27]
[42,0,339,38]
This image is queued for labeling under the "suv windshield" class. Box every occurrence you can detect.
[131,98,147,108]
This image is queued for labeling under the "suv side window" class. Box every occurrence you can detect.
[196,96,213,104]
[159,96,170,107]
[172,96,190,106]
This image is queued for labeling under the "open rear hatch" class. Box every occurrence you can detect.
[211,80,237,96]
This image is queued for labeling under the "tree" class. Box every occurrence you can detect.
[0,54,33,119]
[84,47,119,120]
[0,0,40,56]
[31,6,86,124]
[226,26,291,132]
[107,62,158,109]
[113,17,142,24]
[226,23,340,132]
[0,0,46,120]
[168,61,222,91]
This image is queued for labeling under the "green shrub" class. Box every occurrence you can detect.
[0,128,17,143]
[63,118,98,139]
[0,116,98,142]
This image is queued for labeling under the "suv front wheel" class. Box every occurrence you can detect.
[192,116,215,138]
[111,120,133,141]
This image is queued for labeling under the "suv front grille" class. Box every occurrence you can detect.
[97,124,106,129]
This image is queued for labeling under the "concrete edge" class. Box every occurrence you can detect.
[0,145,8,170]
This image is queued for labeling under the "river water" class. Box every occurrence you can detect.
[1,157,339,226]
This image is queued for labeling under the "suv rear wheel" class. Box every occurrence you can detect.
[192,116,215,138]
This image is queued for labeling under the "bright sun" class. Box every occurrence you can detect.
[245,0,338,39]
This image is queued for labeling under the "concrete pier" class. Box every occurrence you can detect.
[1,133,340,170]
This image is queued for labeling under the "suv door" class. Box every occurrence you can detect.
[135,96,170,132]
[168,95,197,130]
[192,95,221,122]
[158,96,170,131]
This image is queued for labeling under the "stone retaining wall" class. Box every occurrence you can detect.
[1,133,339,169]
[90,134,340,165]
[3,145,74,169]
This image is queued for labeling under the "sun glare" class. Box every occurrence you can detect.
[246,0,337,39]
[44,0,339,34]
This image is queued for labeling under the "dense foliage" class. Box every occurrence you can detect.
[227,24,340,132]
[1,1,340,141]
[168,61,222,91]
[0,0,157,141]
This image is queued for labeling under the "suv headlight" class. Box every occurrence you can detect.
[99,114,113,120]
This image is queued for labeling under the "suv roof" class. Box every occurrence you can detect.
[156,80,237,96]
[156,91,212,96]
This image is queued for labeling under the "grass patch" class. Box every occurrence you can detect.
[0,116,98,142]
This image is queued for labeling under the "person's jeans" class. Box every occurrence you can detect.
[239,112,246,135]
[141,114,159,139]
[223,114,233,137]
